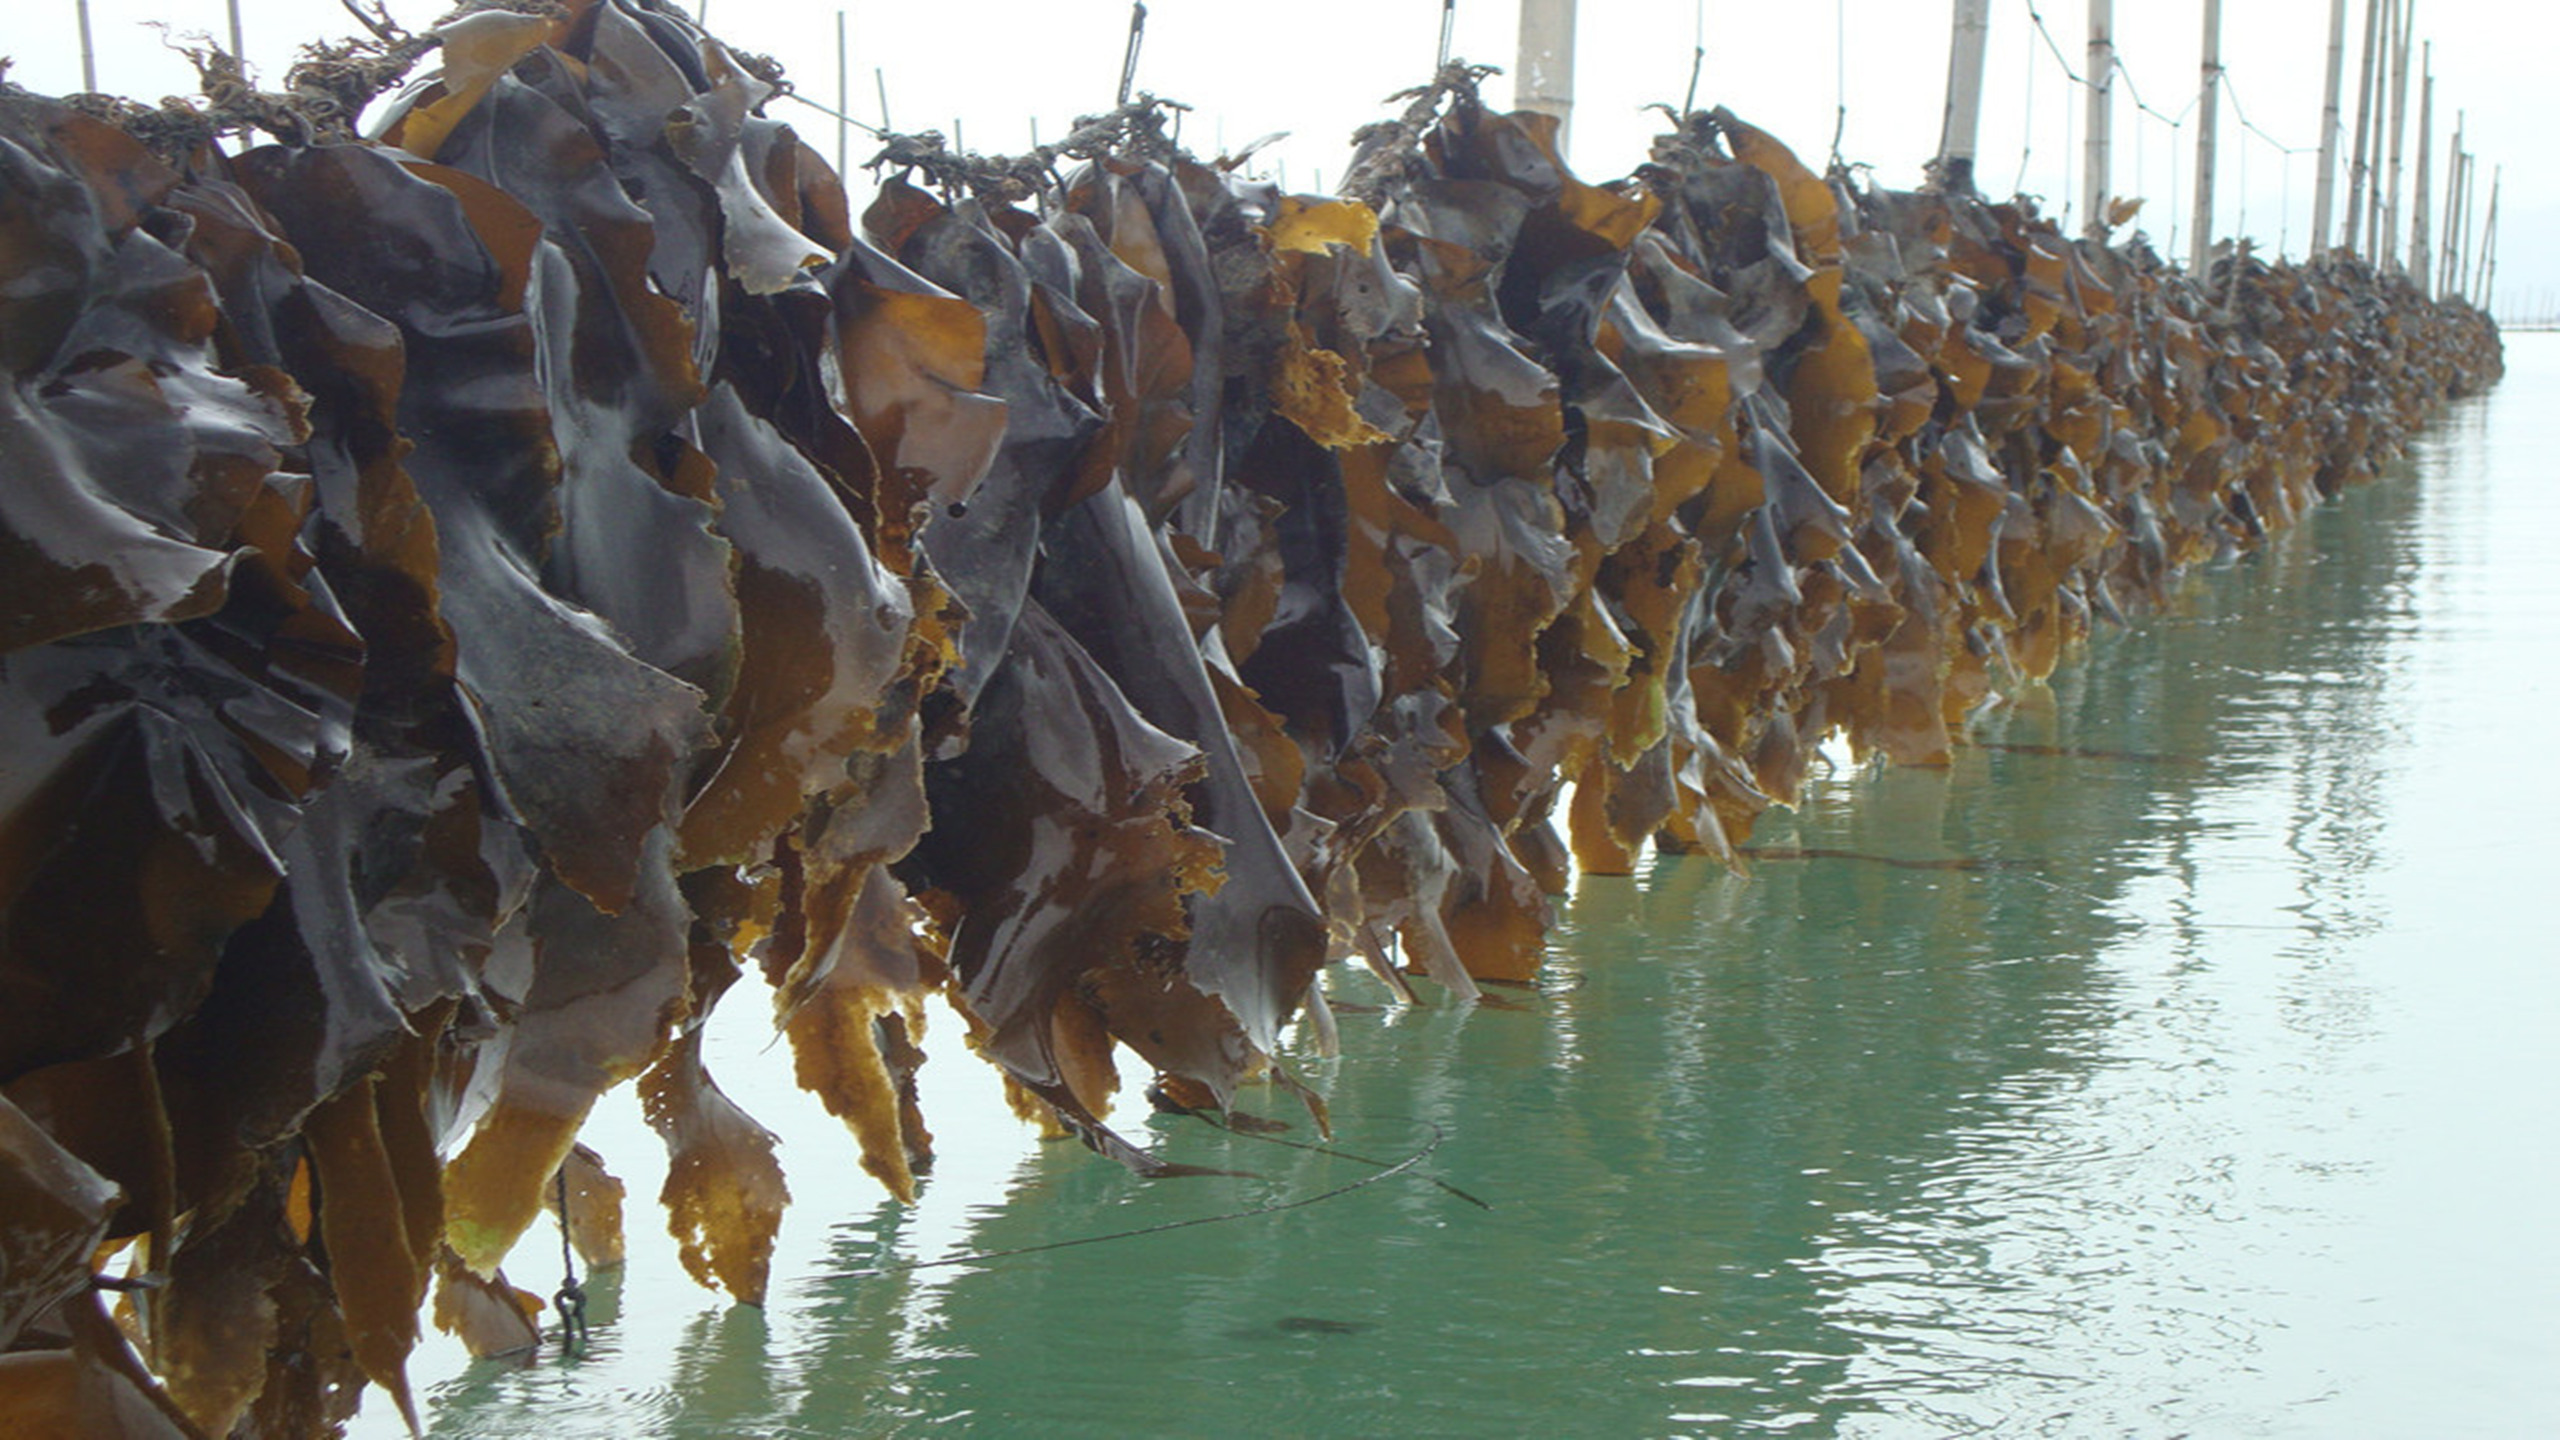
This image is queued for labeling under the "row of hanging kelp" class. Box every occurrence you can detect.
[0,0,2502,1432]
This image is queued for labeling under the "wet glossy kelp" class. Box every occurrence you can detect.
[0,4,2501,1433]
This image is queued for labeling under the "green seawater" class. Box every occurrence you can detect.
[389,334,2560,1438]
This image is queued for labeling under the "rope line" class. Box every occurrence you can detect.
[2020,0,2185,130]
[776,88,886,139]
[1183,1109,1493,1211]
[815,1119,1457,1283]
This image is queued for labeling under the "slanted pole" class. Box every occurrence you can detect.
[2476,166,2499,310]
[2311,0,2349,256]
[1937,0,1994,191]
[2410,56,2432,296]
[1516,0,1579,152]
[2084,0,2115,238]
[2344,0,2379,254]
[2190,0,2223,277]
[2439,115,2465,298]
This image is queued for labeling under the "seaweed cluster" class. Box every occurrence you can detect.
[0,1,2499,1433]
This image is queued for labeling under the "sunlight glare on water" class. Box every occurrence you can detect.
[384,335,2560,1438]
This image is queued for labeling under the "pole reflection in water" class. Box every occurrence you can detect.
[397,337,2560,1438]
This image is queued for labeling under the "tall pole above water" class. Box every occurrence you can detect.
[2410,55,2433,296]
[2083,0,2114,237]
[2345,0,2379,255]
[1515,0,1579,152]
[2476,166,2499,310]
[1936,0,1993,191]
[2443,143,2469,298]
[2311,0,2349,256]
[2190,0,2223,277]
[2382,0,2413,268]
[75,0,97,91]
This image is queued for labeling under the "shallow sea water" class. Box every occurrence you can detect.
[380,334,2560,1438]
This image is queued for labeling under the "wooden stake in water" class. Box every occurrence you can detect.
[2311,0,2349,256]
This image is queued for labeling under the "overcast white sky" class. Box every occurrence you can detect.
[6,1,2552,317]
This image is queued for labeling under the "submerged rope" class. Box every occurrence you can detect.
[1181,1109,1493,1210]
[817,1119,1455,1283]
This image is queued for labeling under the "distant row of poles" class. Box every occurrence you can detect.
[1510,0,2497,310]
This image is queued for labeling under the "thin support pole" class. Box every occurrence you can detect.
[227,0,245,62]
[2410,56,2433,295]
[2344,0,2379,254]
[2189,0,2223,277]
[1515,0,1578,152]
[2382,0,2412,268]
[2476,166,2498,310]
[2445,147,2470,298]
[875,67,891,132]
[77,0,98,92]
[2438,113,2464,298]
[1936,0,1993,191]
[2310,0,2348,256]
[1117,2,1147,107]
[2084,0,2115,239]
[835,12,849,181]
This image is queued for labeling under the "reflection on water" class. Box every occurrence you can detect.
[395,337,2560,1437]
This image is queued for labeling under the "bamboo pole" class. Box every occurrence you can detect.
[1516,0,1578,152]
[2410,54,2432,296]
[2084,0,2114,238]
[2368,0,2394,254]
[2382,0,2413,268]
[2476,166,2499,310]
[2310,0,2348,256]
[1936,0,1993,192]
[2448,149,2472,298]
[2190,0,2223,277]
[2439,116,2464,298]
[76,0,98,91]
[2344,0,2379,255]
